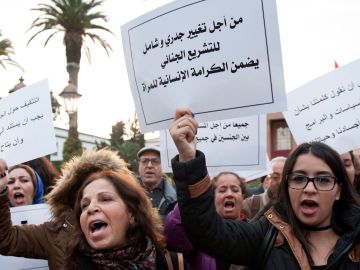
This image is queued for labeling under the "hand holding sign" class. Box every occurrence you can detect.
[0,159,8,192]
[169,108,198,162]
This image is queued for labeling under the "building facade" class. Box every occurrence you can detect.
[50,127,110,161]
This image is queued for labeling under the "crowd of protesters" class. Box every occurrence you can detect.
[0,108,360,269]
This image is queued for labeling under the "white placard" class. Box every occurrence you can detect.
[122,0,286,133]
[283,58,360,154]
[160,115,267,174]
[0,204,51,269]
[0,80,57,166]
[236,156,272,181]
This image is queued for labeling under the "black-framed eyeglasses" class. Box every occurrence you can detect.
[287,173,338,191]
[139,157,161,165]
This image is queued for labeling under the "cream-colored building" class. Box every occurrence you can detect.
[50,127,110,161]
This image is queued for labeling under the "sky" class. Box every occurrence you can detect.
[0,0,359,139]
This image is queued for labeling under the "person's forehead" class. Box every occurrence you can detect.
[272,160,285,170]
[9,167,31,176]
[340,152,351,161]
[139,150,160,158]
[217,175,240,184]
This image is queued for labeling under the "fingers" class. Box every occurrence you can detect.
[170,109,197,162]
[171,110,198,142]
[0,159,8,179]
[174,115,197,138]
[174,108,194,121]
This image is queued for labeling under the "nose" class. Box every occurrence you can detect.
[145,160,154,167]
[86,201,100,215]
[303,180,317,193]
[13,179,21,189]
[224,189,234,197]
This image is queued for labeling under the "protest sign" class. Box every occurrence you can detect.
[0,80,57,166]
[122,0,286,132]
[160,115,267,174]
[283,58,360,154]
[236,156,272,182]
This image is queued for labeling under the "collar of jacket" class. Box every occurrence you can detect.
[44,149,131,225]
[265,205,360,269]
[264,207,312,270]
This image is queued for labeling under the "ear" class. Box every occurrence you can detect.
[129,215,135,225]
[335,183,342,201]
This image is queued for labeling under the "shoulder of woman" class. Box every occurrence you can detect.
[157,249,185,270]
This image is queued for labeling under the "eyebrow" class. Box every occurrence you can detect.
[8,176,31,180]
[81,191,116,200]
[217,184,240,188]
[291,170,333,175]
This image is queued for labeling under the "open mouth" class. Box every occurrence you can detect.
[300,200,318,215]
[89,220,108,233]
[224,201,235,209]
[14,192,24,200]
[301,200,318,208]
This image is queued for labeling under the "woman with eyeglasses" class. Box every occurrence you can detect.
[169,108,360,270]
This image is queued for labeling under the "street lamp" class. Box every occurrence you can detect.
[59,81,82,161]
[8,77,26,93]
[59,81,81,128]
[50,91,61,120]
[8,77,62,120]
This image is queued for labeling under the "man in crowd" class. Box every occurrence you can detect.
[137,146,177,221]
[242,156,286,219]
[248,174,271,195]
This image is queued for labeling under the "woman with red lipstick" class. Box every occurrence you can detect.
[170,108,360,270]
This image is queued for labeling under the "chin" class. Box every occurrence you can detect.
[90,242,110,251]
[222,214,235,220]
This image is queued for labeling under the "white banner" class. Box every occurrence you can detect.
[283,58,360,154]
[122,0,286,132]
[160,115,267,175]
[0,79,57,166]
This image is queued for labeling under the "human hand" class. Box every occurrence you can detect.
[169,108,198,162]
[0,159,8,192]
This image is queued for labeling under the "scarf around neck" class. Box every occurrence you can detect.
[78,232,157,270]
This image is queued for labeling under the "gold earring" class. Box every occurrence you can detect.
[130,216,135,224]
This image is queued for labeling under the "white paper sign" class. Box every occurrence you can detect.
[235,156,272,181]
[0,80,57,166]
[0,204,51,269]
[122,0,286,132]
[160,115,267,174]
[283,58,360,154]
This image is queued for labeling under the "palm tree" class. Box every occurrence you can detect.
[0,31,22,70]
[28,0,112,87]
[28,0,112,160]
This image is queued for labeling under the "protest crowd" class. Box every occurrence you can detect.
[1,0,360,270]
[1,111,360,269]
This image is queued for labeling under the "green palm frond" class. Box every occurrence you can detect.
[27,0,113,63]
[0,31,23,71]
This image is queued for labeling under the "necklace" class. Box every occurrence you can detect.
[302,224,332,231]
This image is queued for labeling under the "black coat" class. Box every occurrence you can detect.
[172,151,360,270]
